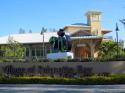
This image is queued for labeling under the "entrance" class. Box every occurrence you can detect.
[75,46,90,59]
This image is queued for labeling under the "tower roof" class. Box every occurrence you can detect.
[85,11,101,16]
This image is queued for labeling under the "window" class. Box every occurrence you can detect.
[26,48,29,57]
[36,49,41,56]
[40,49,44,56]
[32,48,35,56]
[92,15,98,21]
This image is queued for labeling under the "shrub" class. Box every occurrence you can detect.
[0,75,125,84]
[54,58,67,62]
[67,59,80,62]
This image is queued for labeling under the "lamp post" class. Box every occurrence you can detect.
[41,31,44,59]
[41,27,47,59]
[115,23,119,59]
[120,19,125,54]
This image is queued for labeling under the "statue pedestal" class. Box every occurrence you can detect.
[47,52,74,60]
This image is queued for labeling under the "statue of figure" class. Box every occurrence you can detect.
[49,29,72,53]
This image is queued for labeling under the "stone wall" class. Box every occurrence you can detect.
[0,61,125,77]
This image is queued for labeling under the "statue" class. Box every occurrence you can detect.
[49,29,72,53]
[47,29,73,59]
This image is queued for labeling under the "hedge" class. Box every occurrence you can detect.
[0,75,125,84]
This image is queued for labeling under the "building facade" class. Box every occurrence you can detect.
[0,11,112,60]
[64,11,111,59]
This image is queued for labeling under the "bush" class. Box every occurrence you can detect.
[0,75,125,84]
[54,58,67,62]
[67,59,80,62]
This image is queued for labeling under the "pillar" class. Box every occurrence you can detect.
[90,44,95,58]
[87,40,96,59]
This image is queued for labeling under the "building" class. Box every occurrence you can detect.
[0,11,112,60]
[64,11,112,59]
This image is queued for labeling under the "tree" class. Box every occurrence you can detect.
[120,19,125,27]
[98,41,117,60]
[29,29,32,33]
[19,28,25,34]
[52,28,57,32]
[41,27,47,32]
[4,36,25,59]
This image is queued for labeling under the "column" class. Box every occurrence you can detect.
[90,44,95,58]
[87,40,96,59]
[29,47,32,59]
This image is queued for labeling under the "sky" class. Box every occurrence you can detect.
[0,0,125,45]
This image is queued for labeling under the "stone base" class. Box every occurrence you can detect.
[47,52,74,60]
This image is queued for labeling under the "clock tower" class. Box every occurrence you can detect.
[86,11,102,36]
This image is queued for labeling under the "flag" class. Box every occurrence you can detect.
[116,23,119,31]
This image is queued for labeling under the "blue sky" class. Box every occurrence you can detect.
[0,0,125,44]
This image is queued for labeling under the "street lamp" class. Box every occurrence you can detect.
[120,19,125,54]
[41,31,44,59]
[41,27,47,59]
[115,23,119,59]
